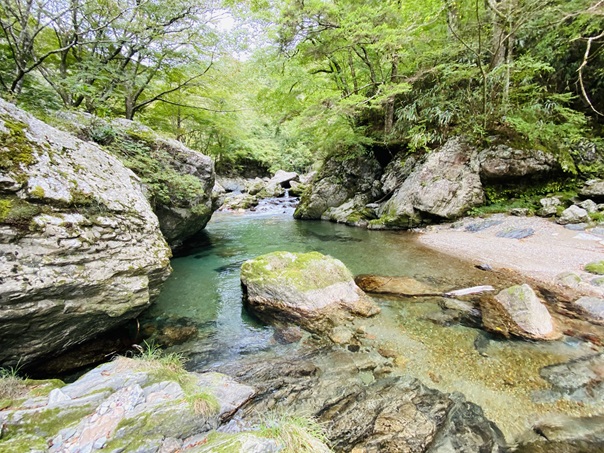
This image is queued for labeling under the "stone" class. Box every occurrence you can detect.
[555,272,582,289]
[269,170,299,187]
[0,99,172,366]
[495,228,535,239]
[244,177,266,195]
[273,326,304,344]
[288,180,306,197]
[580,179,604,202]
[538,197,561,217]
[294,154,382,220]
[0,358,257,452]
[354,274,439,296]
[510,208,530,216]
[579,199,598,213]
[465,219,503,232]
[329,326,355,344]
[557,205,590,225]
[478,145,562,180]
[321,194,377,227]
[480,284,560,340]
[574,297,604,323]
[240,251,380,335]
[221,193,259,210]
[375,137,484,229]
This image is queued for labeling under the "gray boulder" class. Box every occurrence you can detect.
[574,297,604,324]
[373,137,484,229]
[0,99,172,366]
[477,145,562,180]
[294,154,382,220]
[578,199,598,213]
[269,170,299,187]
[321,194,377,227]
[480,284,560,340]
[538,197,561,217]
[240,251,380,335]
[580,179,604,202]
[558,205,590,225]
[0,357,255,452]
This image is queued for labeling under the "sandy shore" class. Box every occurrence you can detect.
[417,214,604,296]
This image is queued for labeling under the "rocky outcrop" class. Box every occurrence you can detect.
[294,154,382,220]
[0,99,172,366]
[240,251,380,335]
[219,347,506,453]
[477,145,562,181]
[580,179,604,202]
[371,137,484,229]
[480,284,560,340]
[0,357,256,452]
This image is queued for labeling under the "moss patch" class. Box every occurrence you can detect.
[585,261,604,275]
[0,115,37,173]
[0,195,43,227]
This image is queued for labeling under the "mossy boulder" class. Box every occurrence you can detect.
[0,99,172,367]
[480,284,561,340]
[240,251,380,336]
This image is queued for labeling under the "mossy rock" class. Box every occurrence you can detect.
[0,114,38,174]
[585,261,604,275]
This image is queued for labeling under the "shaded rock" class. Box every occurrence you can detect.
[219,349,506,453]
[269,170,299,187]
[480,284,560,340]
[0,358,255,452]
[355,274,439,296]
[496,228,535,239]
[513,414,604,453]
[322,194,377,227]
[579,199,598,213]
[510,208,530,216]
[558,205,590,225]
[257,183,285,199]
[538,197,561,217]
[273,326,304,344]
[380,152,421,195]
[438,298,482,327]
[477,146,562,180]
[374,137,484,229]
[0,99,172,366]
[288,180,307,197]
[294,154,382,220]
[240,251,380,335]
[535,353,604,404]
[574,297,604,324]
[216,176,246,193]
[245,177,267,195]
[580,179,604,202]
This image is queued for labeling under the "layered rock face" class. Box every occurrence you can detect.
[0,99,172,366]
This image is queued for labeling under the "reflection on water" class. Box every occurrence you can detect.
[146,209,600,441]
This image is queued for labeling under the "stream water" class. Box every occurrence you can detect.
[145,198,600,443]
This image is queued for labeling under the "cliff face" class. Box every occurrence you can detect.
[0,99,172,366]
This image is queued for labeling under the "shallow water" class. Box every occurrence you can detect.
[147,204,600,441]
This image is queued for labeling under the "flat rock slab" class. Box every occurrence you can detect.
[465,219,503,232]
[496,228,535,239]
[241,251,380,334]
[575,297,604,323]
[355,274,440,296]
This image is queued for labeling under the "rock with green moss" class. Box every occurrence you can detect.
[0,99,172,367]
[240,251,380,336]
[321,194,377,227]
[480,284,561,341]
[0,357,255,452]
[585,260,604,275]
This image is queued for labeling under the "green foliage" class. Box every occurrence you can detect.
[585,261,604,275]
[258,414,332,453]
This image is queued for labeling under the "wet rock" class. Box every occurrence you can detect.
[0,358,256,452]
[580,179,604,202]
[574,297,604,323]
[375,137,484,229]
[288,180,306,197]
[273,326,304,344]
[513,414,604,453]
[535,353,604,404]
[558,205,590,225]
[496,228,535,239]
[221,193,259,211]
[0,99,172,367]
[240,252,380,335]
[355,274,439,296]
[329,326,355,345]
[538,197,561,217]
[294,154,382,220]
[480,284,560,340]
[438,298,482,327]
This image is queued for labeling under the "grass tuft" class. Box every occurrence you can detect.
[258,413,332,453]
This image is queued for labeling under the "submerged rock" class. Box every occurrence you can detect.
[0,357,255,452]
[355,274,439,296]
[0,99,171,366]
[240,251,380,335]
[480,284,560,340]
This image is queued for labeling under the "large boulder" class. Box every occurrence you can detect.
[269,170,299,187]
[477,145,562,181]
[0,99,172,366]
[557,205,590,225]
[240,251,380,335]
[294,154,382,220]
[372,137,484,229]
[0,357,255,451]
[580,179,604,202]
[480,284,560,340]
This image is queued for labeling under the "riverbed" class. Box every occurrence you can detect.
[144,202,601,442]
